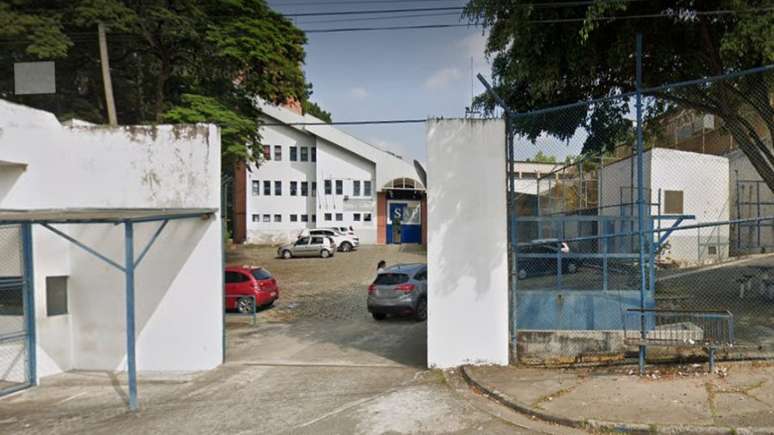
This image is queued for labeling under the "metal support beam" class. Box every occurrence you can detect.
[40,224,125,272]
[124,222,138,411]
[134,220,168,268]
[654,217,685,253]
[21,223,37,386]
[635,33,648,373]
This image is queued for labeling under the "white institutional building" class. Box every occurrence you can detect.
[233,100,427,245]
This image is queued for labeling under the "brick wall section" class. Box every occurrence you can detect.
[377,192,386,244]
[232,161,247,244]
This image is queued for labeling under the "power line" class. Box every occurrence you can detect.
[296,12,461,25]
[304,23,471,33]
[271,0,462,5]
[260,119,427,126]
[282,6,463,17]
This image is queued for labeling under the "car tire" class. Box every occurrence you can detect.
[282,250,292,259]
[567,262,578,274]
[414,297,427,322]
[320,249,330,258]
[372,313,387,321]
[340,242,352,252]
[237,297,255,314]
[518,269,528,280]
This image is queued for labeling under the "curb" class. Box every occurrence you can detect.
[459,365,774,435]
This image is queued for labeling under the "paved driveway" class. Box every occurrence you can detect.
[0,244,580,434]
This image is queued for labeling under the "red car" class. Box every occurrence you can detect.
[225,266,279,313]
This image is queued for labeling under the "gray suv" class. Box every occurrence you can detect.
[278,235,336,259]
[367,263,427,321]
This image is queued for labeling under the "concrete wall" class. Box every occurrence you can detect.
[0,99,223,376]
[426,119,508,368]
[728,149,774,254]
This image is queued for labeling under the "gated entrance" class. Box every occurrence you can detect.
[0,224,35,396]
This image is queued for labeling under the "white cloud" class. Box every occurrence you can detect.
[424,67,462,90]
[350,87,368,99]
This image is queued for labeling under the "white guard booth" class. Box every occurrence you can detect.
[0,99,223,410]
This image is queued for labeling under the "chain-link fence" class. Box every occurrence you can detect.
[506,64,774,364]
[0,224,31,392]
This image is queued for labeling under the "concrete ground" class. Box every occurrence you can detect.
[0,244,580,435]
[465,362,774,432]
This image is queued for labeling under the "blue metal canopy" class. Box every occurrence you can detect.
[1,207,217,411]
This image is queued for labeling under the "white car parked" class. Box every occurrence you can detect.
[305,229,359,252]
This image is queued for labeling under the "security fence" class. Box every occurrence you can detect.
[493,55,774,365]
[0,224,33,395]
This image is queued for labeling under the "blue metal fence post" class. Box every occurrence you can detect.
[21,223,37,386]
[124,221,139,411]
[635,33,648,375]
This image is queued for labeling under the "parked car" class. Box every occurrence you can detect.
[367,263,427,321]
[279,235,336,259]
[327,226,355,236]
[516,239,578,280]
[309,228,359,252]
[225,266,279,313]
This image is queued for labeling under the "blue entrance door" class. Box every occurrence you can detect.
[387,203,421,244]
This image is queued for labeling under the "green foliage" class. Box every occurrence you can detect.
[0,0,316,167]
[528,151,557,163]
[465,0,774,188]
[163,94,260,169]
[303,100,332,123]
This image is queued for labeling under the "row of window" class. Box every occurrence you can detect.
[323,179,372,196]
[251,179,373,197]
[262,145,316,162]
[251,212,373,223]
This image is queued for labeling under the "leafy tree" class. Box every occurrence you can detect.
[303,100,332,123]
[528,151,557,163]
[0,0,329,168]
[465,0,774,190]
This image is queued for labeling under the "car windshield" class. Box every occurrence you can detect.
[374,273,409,285]
[251,268,272,280]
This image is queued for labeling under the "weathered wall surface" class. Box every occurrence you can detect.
[426,119,509,368]
[0,99,223,376]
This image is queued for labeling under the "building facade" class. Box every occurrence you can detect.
[234,100,426,246]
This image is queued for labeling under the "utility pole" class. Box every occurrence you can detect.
[98,22,118,126]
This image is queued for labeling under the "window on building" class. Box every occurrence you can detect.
[335,180,343,195]
[312,214,317,222]
[290,181,298,196]
[262,145,271,161]
[290,146,298,161]
[252,214,260,222]
[363,180,372,197]
[324,213,332,221]
[252,180,260,196]
[263,180,271,195]
[311,147,317,162]
[324,180,332,195]
[262,214,271,223]
[274,181,282,196]
[274,145,282,161]
[301,214,309,222]
[312,181,317,196]
[290,214,298,222]
[708,246,718,255]
[353,213,361,221]
[301,181,308,196]
[364,213,372,222]
[335,213,343,221]
[353,180,361,196]
[46,276,68,316]
[300,147,309,161]
[274,214,282,223]
[664,190,684,214]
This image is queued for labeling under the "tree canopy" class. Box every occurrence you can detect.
[0,0,331,169]
[465,0,774,190]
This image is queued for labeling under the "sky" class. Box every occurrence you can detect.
[268,0,491,165]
